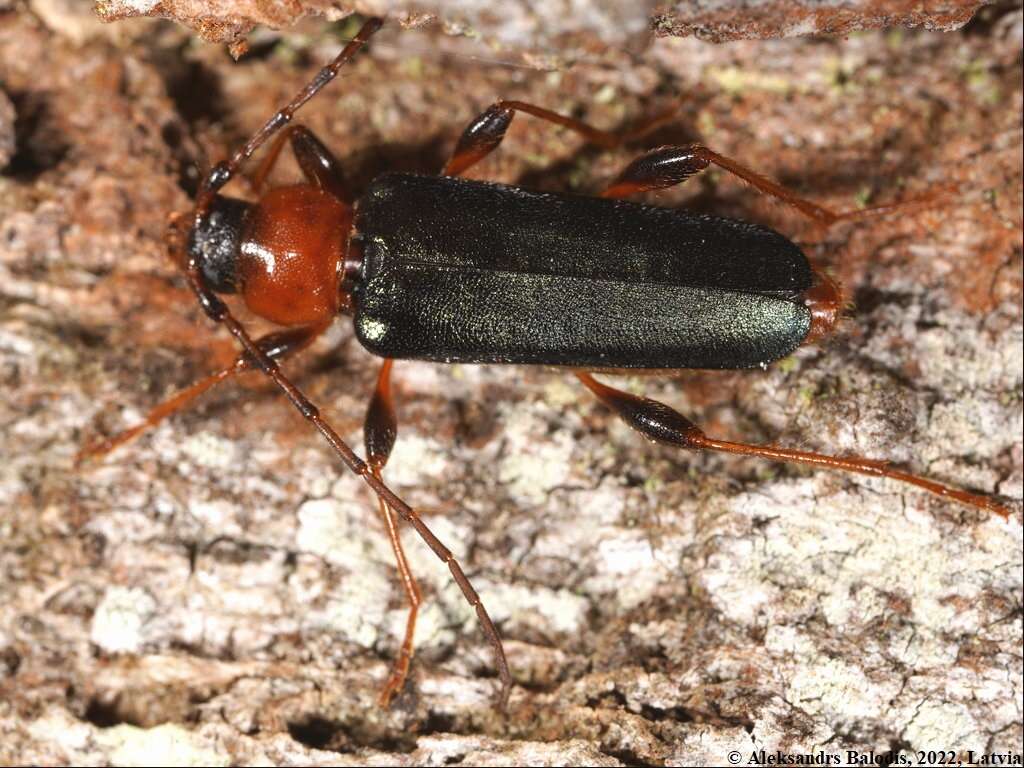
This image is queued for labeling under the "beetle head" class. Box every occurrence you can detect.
[187,194,253,294]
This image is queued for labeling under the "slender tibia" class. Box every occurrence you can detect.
[77,326,321,465]
[371,465,424,707]
[700,437,1010,518]
[77,367,234,464]
[364,359,426,707]
[575,372,1010,519]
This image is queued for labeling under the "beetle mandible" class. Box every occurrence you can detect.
[80,17,1011,709]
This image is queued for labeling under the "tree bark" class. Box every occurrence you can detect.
[1,3,1021,764]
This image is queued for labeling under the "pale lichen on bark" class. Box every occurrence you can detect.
[1,1,1021,765]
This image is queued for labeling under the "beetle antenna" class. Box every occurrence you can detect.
[177,17,512,708]
[181,256,512,708]
[194,17,383,217]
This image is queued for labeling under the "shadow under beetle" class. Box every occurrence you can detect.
[80,18,1011,709]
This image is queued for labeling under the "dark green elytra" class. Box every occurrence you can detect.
[351,173,812,369]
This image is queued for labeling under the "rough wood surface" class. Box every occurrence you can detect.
[91,0,991,47]
[1,3,1022,765]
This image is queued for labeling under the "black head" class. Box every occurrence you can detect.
[187,194,253,294]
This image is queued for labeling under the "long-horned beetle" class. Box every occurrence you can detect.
[80,17,1012,708]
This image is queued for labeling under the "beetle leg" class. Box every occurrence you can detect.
[443,100,674,177]
[362,359,425,707]
[77,325,324,464]
[575,372,1010,518]
[252,124,351,202]
[601,145,948,227]
[600,145,710,200]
